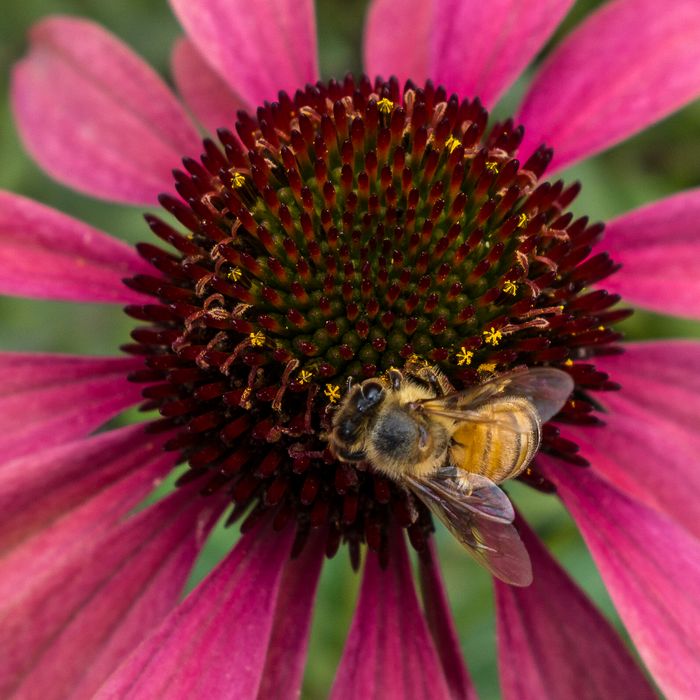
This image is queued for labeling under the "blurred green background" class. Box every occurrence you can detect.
[1,1,699,698]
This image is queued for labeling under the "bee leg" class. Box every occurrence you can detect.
[334,446,366,462]
[435,465,477,495]
[424,368,445,397]
[436,465,460,480]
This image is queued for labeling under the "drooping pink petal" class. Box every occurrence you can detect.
[0,486,221,700]
[566,342,700,539]
[364,0,574,107]
[331,530,451,700]
[169,0,318,108]
[600,189,700,319]
[518,0,700,172]
[417,539,476,700]
[0,353,143,462]
[95,523,295,699]
[257,529,327,700]
[0,191,151,302]
[11,16,201,204]
[495,516,655,700]
[570,405,700,542]
[172,38,246,135]
[68,497,222,700]
[0,423,173,552]
[542,458,700,700]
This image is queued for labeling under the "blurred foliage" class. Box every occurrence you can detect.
[1,1,699,698]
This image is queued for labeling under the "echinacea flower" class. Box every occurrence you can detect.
[2,0,700,698]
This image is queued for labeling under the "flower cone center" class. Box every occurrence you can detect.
[125,76,628,562]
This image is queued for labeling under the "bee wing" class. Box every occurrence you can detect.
[406,469,533,586]
[418,404,535,434]
[421,367,573,424]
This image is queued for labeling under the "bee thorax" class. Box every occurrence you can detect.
[366,407,449,479]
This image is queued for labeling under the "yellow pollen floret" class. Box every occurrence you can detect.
[298,369,314,385]
[455,347,474,366]
[503,280,518,296]
[445,136,462,153]
[516,213,530,228]
[483,327,503,346]
[407,353,430,368]
[249,331,266,347]
[564,358,574,366]
[240,386,252,408]
[231,172,246,188]
[324,384,341,404]
[228,267,243,282]
[477,362,498,375]
[377,98,394,114]
[485,161,500,173]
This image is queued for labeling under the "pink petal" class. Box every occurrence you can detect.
[417,539,476,700]
[69,497,222,700]
[495,516,655,700]
[0,486,221,700]
[542,458,700,699]
[0,191,151,302]
[568,342,700,539]
[257,529,327,700]
[518,0,700,172]
[572,411,700,542]
[0,435,176,587]
[172,39,246,135]
[601,189,700,319]
[364,0,432,90]
[95,523,295,699]
[11,16,200,205]
[169,0,319,108]
[0,353,137,395]
[364,0,574,107]
[0,423,173,552]
[331,530,451,700]
[596,341,700,434]
[0,353,143,462]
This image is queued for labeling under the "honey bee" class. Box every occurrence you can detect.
[328,363,573,586]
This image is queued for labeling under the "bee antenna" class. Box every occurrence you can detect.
[346,376,355,391]
[387,368,403,391]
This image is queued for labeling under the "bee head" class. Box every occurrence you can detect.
[329,380,386,461]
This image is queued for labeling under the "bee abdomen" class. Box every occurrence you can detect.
[450,396,540,483]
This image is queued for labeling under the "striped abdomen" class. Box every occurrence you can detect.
[448,395,541,484]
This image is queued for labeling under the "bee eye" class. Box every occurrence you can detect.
[361,382,383,403]
[353,381,384,413]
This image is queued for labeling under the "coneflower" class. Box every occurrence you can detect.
[2,1,699,698]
